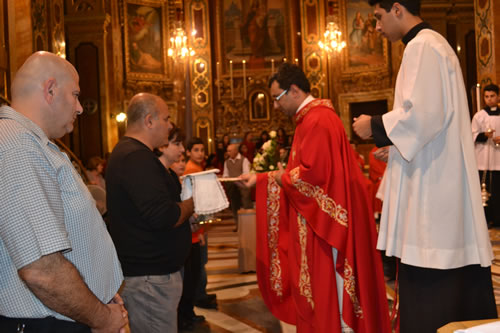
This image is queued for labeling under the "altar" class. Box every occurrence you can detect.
[237,208,256,273]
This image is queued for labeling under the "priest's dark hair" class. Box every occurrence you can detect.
[368,0,421,16]
[269,63,311,93]
[484,83,499,95]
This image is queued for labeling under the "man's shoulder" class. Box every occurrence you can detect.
[0,119,45,154]
[473,110,488,120]
[410,29,455,58]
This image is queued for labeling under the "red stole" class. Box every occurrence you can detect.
[256,99,390,332]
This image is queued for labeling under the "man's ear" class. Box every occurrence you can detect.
[44,78,56,102]
[144,113,154,128]
[392,2,403,16]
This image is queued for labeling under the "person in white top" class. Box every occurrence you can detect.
[352,0,497,332]
[472,84,500,227]
[223,143,252,231]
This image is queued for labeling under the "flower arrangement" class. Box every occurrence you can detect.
[252,130,279,172]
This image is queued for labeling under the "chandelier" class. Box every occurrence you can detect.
[318,21,346,53]
[167,23,195,59]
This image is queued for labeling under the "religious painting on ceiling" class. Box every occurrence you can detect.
[123,0,168,80]
[220,0,290,72]
[341,0,388,73]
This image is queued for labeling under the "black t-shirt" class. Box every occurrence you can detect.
[106,136,191,276]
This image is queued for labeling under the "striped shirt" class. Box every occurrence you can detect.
[0,106,123,321]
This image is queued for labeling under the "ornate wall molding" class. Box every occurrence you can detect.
[475,0,495,85]
[300,0,328,98]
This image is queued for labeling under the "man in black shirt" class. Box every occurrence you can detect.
[106,92,194,333]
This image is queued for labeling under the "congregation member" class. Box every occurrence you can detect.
[106,92,194,333]
[242,63,390,332]
[0,51,127,332]
[223,143,253,231]
[353,1,497,331]
[472,83,500,227]
[241,131,256,162]
[85,155,106,189]
[180,137,217,330]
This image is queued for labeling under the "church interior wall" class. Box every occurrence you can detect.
[0,0,493,165]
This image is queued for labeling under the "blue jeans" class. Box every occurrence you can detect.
[121,272,183,333]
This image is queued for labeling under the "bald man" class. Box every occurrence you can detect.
[223,143,252,231]
[0,51,128,332]
[106,93,194,333]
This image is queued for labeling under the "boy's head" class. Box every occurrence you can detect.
[368,0,422,43]
[484,84,500,108]
[170,153,187,177]
[368,0,420,16]
[186,137,205,165]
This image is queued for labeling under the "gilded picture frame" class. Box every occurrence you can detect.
[217,0,293,74]
[340,0,389,74]
[338,89,394,140]
[248,90,270,121]
[123,0,168,81]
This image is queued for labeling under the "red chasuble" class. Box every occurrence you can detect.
[255,100,390,332]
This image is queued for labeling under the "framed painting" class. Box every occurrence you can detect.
[218,0,292,73]
[248,90,270,121]
[340,0,389,73]
[123,0,168,81]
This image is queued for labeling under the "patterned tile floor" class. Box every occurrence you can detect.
[183,213,500,332]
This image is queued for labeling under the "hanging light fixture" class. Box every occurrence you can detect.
[318,21,346,53]
[167,8,195,59]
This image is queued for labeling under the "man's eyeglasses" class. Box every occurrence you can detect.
[274,89,288,102]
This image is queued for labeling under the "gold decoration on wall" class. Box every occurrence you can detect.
[300,0,328,98]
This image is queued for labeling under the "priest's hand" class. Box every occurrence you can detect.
[272,162,285,187]
[373,146,389,162]
[239,173,257,188]
[353,115,372,139]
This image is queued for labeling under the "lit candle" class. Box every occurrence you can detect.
[242,60,246,98]
[230,60,233,100]
[271,59,275,74]
[295,58,299,65]
[216,62,221,100]
[476,83,481,114]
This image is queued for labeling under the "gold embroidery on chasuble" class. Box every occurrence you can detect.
[289,167,348,228]
[344,259,363,318]
[297,213,314,309]
[267,172,283,297]
[295,99,334,123]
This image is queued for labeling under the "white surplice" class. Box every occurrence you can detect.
[377,29,493,269]
[471,109,500,171]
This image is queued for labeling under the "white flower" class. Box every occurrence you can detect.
[262,140,271,151]
[269,165,275,170]
[269,130,277,138]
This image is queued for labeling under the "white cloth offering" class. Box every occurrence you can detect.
[454,321,500,333]
[181,169,229,215]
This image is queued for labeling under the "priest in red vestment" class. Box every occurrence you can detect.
[242,63,390,333]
